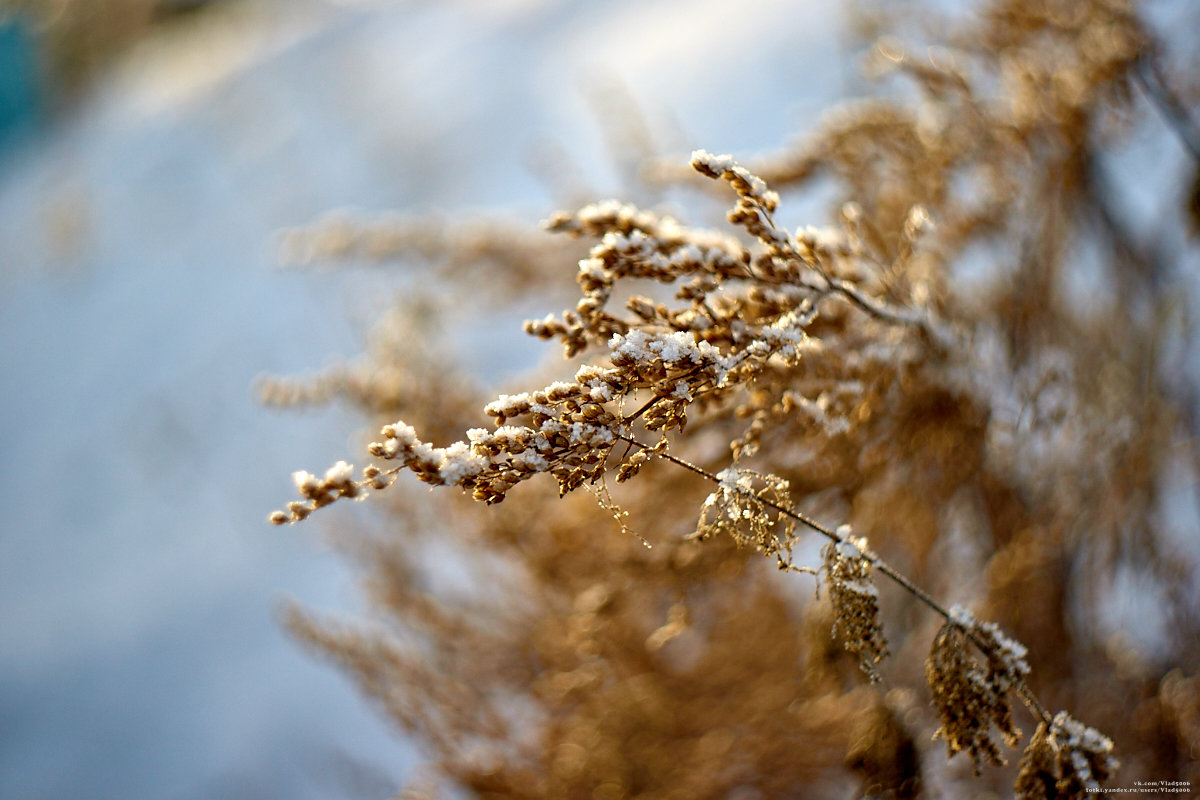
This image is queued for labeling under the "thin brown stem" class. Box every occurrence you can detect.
[751,199,944,339]
[621,364,708,424]
[615,432,1054,725]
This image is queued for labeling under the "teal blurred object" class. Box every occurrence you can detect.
[0,16,40,150]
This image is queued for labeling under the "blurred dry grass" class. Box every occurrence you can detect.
[259,0,1199,796]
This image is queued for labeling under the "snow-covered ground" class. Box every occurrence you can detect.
[0,1,842,796]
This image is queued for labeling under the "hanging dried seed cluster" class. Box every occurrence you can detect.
[1014,711,1118,799]
[820,527,888,681]
[925,606,1031,771]
[693,468,798,567]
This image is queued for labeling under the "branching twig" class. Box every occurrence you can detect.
[615,431,1054,725]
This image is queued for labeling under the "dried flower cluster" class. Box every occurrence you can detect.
[820,528,888,682]
[925,606,1030,771]
[272,148,837,524]
[268,461,359,525]
[268,0,1200,797]
[693,468,797,567]
[1015,712,1118,799]
[271,151,1118,798]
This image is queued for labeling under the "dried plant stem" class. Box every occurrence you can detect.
[819,276,931,331]
[266,2,1183,789]
[1134,54,1200,163]
[734,180,938,335]
[615,432,1054,725]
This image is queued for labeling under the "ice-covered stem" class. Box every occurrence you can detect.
[270,306,817,524]
[693,468,799,568]
[268,374,627,522]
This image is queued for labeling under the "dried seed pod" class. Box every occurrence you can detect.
[925,608,1029,772]
[821,528,888,681]
[1015,712,1117,799]
[694,469,797,564]
[616,450,650,483]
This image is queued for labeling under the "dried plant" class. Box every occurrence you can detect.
[693,469,798,566]
[1015,712,1118,799]
[267,1,1200,797]
[925,607,1028,771]
[819,528,888,683]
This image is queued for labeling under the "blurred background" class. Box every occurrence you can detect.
[0,0,854,796]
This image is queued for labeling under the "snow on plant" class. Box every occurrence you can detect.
[267,1,1200,796]
[925,605,1031,771]
[272,151,1121,798]
[820,527,888,683]
[1015,711,1118,799]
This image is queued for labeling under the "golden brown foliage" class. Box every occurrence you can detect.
[269,1,1200,797]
